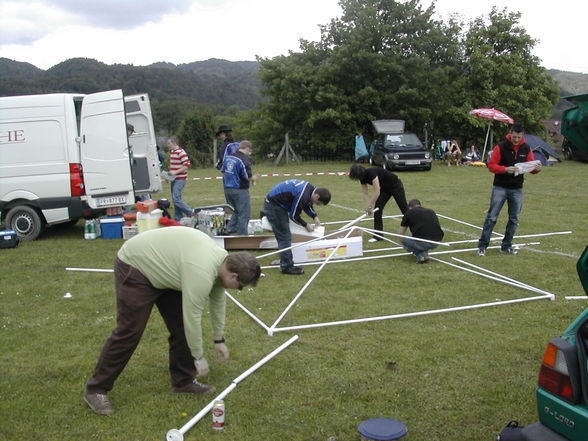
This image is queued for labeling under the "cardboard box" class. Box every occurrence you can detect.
[292,229,363,263]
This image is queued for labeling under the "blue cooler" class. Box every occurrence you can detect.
[100,216,124,239]
[358,418,408,440]
[0,230,19,249]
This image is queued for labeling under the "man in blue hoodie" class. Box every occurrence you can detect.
[264,179,331,275]
[221,141,259,235]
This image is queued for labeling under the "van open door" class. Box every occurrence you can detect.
[80,90,135,209]
[125,94,162,196]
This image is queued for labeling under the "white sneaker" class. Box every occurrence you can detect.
[368,238,378,243]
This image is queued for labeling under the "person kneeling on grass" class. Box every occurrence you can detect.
[84,227,261,416]
[398,199,444,263]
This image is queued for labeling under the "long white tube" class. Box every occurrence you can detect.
[431,257,555,300]
[225,290,270,332]
[166,335,299,441]
[269,228,356,331]
[359,226,449,246]
[450,257,557,298]
[259,243,540,270]
[338,209,376,231]
[65,267,114,273]
[271,294,551,333]
[443,231,572,246]
[437,213,502,236]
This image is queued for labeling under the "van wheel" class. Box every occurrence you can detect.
[5,205,45,241]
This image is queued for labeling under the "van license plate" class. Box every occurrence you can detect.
[95,196,128,207]
[406,160,420,165]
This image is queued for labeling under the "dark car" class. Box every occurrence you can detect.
[368,120,432,171]
[517,246,588,441]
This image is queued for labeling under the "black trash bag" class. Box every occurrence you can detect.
[496,420,525,441]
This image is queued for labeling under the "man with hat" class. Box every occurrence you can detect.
[215,125,235,169]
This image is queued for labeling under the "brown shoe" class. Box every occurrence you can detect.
[172,379,216,395]
[84,391,115,416]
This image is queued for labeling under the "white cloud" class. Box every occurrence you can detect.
[0,0,586,73]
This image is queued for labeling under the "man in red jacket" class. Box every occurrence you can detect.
[478,124,541,256]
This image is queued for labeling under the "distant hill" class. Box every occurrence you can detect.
[0,57,263,109]
[549,69,588,96]
[1,58,587,115]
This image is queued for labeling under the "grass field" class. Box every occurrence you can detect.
[1,159,587,441]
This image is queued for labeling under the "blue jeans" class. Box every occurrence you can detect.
[263,200,294,270]
[171,179,193,221]
[403,237,439,261]
[478,186,523,250]
[225,187,251,235]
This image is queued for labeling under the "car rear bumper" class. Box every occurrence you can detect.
[521,422,571,441]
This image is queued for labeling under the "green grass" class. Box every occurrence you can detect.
[1,160,587,441]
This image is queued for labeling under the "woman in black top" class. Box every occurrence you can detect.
[349,164,408,242]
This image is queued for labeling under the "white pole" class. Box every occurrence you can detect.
[269,228,356,331]
[443,231,572,246]
[565,296,588,300]
[431,257,555,300]
[271,294,551,333]
[481,122,491,161]
[166,335,299,441]
[225,290,270,333]
[357,226,449,246]
[436,213,502,236]
[338,209,375,231]
[450,257,558,298]
[259,243,540,270]
[65,267,114,273]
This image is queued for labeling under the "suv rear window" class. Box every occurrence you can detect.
[384,133,423,149]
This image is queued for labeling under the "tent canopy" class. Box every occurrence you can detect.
[525,134,561,164]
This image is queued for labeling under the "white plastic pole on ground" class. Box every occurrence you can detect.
[321,214,402,226]
[437,213,503,237]
[166,335,299,441]
[431,257,555,300]
[225,290,270,333]
[271,294,551,333]
[338,208,378,231]
[443,231,572,246]
[65,267,113,273]
[565,296,588,300]
[450,257,558,298]
[269,227,356,332]
[358,226,449,246]
[259,243,540,271]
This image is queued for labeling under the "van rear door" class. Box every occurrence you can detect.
[125,94,162,195]
[80,90,134,209]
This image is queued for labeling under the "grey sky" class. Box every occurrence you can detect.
[0,0,586,73]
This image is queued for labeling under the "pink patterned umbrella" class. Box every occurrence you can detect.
[469,108,515,159]
[469,108,514,124]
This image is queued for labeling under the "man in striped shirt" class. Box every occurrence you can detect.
[167,136,193,220]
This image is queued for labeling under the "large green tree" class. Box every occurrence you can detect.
[257,0,464,151]
[463,7,559,138]
[255,0,559,154]
[178,109,216,167]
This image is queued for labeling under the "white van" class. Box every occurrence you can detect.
[0,89,162,240]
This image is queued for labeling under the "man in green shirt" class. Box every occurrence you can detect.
[84,227,261,416]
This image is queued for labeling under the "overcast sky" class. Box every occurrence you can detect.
[0,0,586,73]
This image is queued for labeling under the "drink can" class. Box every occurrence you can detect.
[212,399,225,430]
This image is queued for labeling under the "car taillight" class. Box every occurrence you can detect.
[538,338,580,404]
[69,163,86,196]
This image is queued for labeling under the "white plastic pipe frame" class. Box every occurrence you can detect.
[165,335,299,441]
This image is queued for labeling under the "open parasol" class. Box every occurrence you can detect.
[469,108,514,160]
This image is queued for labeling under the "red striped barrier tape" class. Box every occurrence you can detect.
[189,172,349,181]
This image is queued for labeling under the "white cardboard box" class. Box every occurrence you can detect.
[292,230,363,263]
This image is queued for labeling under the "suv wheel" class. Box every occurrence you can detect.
[5,205,45,241]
